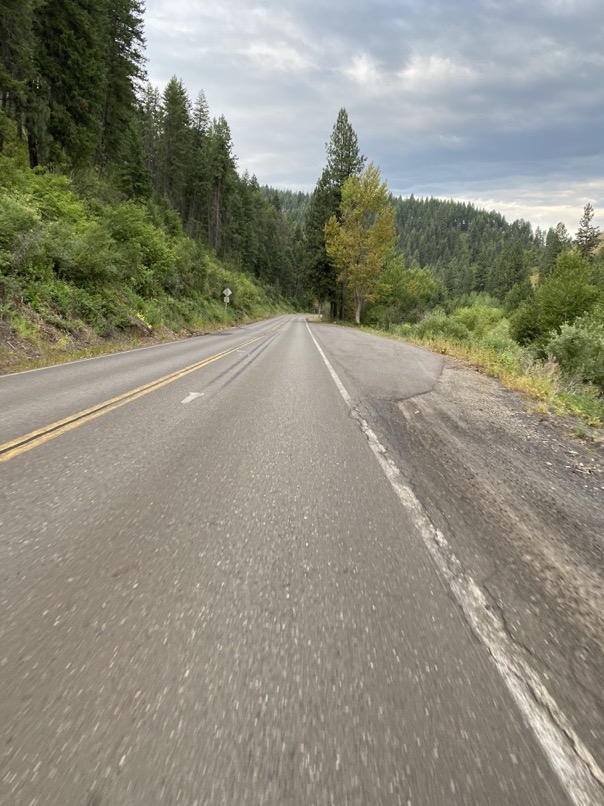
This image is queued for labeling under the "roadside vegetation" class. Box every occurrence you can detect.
[290,112,604,428]
[0,1,302,373]
[0,148,290,373]
[358,211,604,427]
[1,3,602,427]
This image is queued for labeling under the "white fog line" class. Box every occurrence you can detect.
[306,322,604,806]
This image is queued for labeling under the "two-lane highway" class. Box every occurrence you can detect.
[0,316,596,803]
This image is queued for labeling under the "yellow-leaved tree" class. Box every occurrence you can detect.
[324,163,396,323]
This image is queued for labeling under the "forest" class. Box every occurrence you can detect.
[1,1,602,420]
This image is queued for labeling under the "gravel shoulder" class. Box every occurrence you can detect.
[386,356,604,769]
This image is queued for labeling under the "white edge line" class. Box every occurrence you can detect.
[306,321,604,806]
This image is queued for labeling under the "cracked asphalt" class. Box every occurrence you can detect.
[1,316,602,804]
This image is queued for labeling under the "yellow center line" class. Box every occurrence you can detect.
[0,327,279,464]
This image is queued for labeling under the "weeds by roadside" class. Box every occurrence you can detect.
[360,305,604,428]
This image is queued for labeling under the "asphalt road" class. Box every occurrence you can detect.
[1,315,601,805]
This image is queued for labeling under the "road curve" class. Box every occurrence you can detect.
[0,316,583,804]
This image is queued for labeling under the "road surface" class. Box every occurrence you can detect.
[1,315,603,804]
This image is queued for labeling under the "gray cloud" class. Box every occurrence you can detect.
[144,0,604,232]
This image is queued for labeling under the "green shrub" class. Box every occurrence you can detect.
[0,193,40,251]
[415,309,472,342]
[546,308,604,391]
[29,173,85,222]
[510,301,541,345]
[451,303,504,338]
[537,250,598,334]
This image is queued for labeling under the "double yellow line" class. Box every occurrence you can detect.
[0,332,268,464]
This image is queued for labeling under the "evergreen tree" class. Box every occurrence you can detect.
[537,249,598,335]
[541,222,571,280]
[140,83,162,188]
[187,90,211,238]
[31,0,106,166]
[304,108,365,316]
[325,108,366,187]
[305,168,340,313]
[157,76,192,215]
[116,115,151,199]
[97,0,146,166]
[0,0,35,148]
[207,115,237,254]
[575,202,599,261]
[489,239,529,299]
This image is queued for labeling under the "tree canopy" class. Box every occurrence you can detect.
[324,164,396,323]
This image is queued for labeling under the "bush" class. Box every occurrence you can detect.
[537,250,598,334]
[451,303,504,338]
[546,310,604,391]
[415,309,472,342]
[509,301,541,345]
[0,193,40,251]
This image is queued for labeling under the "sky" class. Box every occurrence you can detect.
[143,0,604,234]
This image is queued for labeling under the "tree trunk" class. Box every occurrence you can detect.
[354,296,362,324]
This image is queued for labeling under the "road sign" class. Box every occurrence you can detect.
[223,288,232,318]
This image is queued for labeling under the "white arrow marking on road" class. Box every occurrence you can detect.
[181,392,204,405]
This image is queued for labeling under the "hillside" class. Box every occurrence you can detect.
[0,148,291,374]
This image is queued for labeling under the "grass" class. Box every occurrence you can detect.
[360,325,604,428]
[0,307,287,375]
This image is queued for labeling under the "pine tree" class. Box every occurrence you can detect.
[97,0,146,166]
[140,83,162,189]
[576,203,599,261]
[305,168,340,313]
[187,90,211,238]
[541,222,571,280]
[116,115,151,199]
[207,115,236,254]
[325,108,366,187]
[157,76,192,215]
[304,108,365,315]
[0,0,35,148]
[31,0,106,166]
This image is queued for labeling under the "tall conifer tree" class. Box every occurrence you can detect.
[304,108,365,316]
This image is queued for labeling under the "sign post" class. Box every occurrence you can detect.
[223,287,232,319]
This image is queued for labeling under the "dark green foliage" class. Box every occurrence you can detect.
[536,250,599,334]
[304,168,340,310]
[303,108,365,315]
[489,238,529,298]
[157,77,192,212]
[575,202,600,261]
[325,108,366,187]
[503,279,534,315]
[367,257,446,327]
[0,0,36,148]
[115,116,152,200]
[31,0,106,166]
[96,0,145,165]
[391,196,540,302]
[510,249,599,346]
[541,223,571,280]
[546,304,604,391]
[0,0,145,171]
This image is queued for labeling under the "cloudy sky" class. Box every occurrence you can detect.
[144,0,604,234]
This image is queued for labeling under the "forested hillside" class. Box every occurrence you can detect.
[0,0,303,371]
